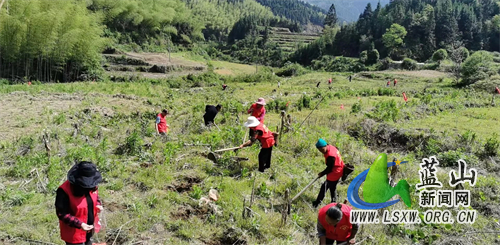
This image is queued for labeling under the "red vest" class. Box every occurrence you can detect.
[59,181,101,243]
[253,123,275,148]
[157,113,168,133]
[249,104,265,123]
[318,203,353,241]
[324,145,344,181]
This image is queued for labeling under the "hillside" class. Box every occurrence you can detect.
[1,67,500,244]
[255,0,326,26]
[301,0,390,22]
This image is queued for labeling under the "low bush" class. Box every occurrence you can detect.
[402,58,418,70]
[276,63,308,77]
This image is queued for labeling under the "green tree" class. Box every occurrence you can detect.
[435,0,458,48]
[461,51,494,85]
[367,49,379,64]
[432,49,448,62]
[324,4,338,27]
[0,0,105,82]
[359,50,368,64]
[382,24,407,57]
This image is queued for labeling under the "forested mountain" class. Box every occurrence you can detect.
[291,0,500,64]
[255,0,326,26]
[0,0,297,82]
[302,0,390,22]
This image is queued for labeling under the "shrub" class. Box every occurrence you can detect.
[470,79,500,92]
[266,98,288,113]
[324,57,366,72]
[377,57,393,70]
[116,130,143,156]
[297,94,311,111]
[451,47,469,63]
[402,58,418,70]
[483,133,499,157]
[276,63,308,77]
[359,51,368,64]
[423,62,439,70]
[377,88,395,96]
[236,70,279,84]
[365,99,399,122]
[421,94,432,105]
[432,49,448,62]
[351,101,362,114]
[367,49,380,65]
[461,51,494,85]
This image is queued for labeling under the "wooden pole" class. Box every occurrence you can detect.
[298,95,325,130]
[290,177,320,202]
[213,146,240,153]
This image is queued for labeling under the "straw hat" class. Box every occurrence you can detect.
[244,116,260,128]
[256,98,266,105]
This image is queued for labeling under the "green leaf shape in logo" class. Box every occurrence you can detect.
[363,153,412,207]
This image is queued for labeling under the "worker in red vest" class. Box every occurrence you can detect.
[247,98,267,139]
[55,161,103,245]
[239,116,277,172]
[394,78,398,86]
[247,98,266,123]
[313,139,345,208]
[155,109,169,135]
[386,80,390,87]
[317,203,359,245]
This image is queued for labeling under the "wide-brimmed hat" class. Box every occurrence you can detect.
[244,116,260,128]
[256,98,266,105]
[67,161,102,189]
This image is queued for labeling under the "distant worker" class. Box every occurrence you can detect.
[247,98,266,123]
[386,80,390,87]
[204,104,222,126]
[348,75,352,83]
[313,139,345,208]
[155,109,169,135]
[317,203,359,245]
[328,78,332,85]
[316,82,321,88]
[239,116,277,172]
[55,161,103,245]
[222,84,228,90]
[394,79,397,86]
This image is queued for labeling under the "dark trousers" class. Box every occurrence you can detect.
[258,147,273,172]
[204,116,214,126]
[325,238,347,245]
[316,180,339,203]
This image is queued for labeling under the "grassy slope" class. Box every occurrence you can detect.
[0,68,499,245]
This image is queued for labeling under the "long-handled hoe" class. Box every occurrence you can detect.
[285,176,320,215]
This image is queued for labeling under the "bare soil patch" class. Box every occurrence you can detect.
[202,227,248,245]
[166,176,202,193]
[106,201,127,212]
